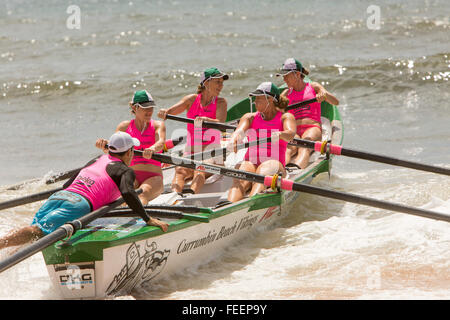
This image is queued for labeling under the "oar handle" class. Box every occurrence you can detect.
[187,137,272,161]
[165,114,236,132]
[163,135,185,151]
[285,97,318,112]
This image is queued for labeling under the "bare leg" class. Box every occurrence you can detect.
[138,175,164,205]
[0,226,43,250]
[189,157,219,194]
[190,171,209,194]
[285,141,299,165]
[249,160,286,196]
[293,127,322,169]
[171,167,194,193]
[227,162,256,202]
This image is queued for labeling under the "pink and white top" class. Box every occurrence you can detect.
[186,93,221,147]
[286,82,321,123]
[66,155,122,210]
[245,111,287,166]
[126,119,161,167]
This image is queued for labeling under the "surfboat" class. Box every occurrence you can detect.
[41,91,343,299]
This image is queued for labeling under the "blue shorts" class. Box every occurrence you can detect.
[31,190,91,235]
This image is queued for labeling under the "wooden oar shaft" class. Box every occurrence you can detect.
[0,187,63,211]
[0,190,142,274]
[142,151,450,223]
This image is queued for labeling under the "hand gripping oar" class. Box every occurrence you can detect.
[105,208,209,223]
[289,139,450,177]
[0,189,143,274]
[137,150,450,223]
[165,113,450,177]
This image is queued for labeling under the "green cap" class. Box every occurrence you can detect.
[248,82,280,102]
[276,58,303,76]
[132,90,155,108]
[200,67,229,85]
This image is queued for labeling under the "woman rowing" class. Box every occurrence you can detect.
[277,58,339,168]
[158,67,228,194]
[227,82,296,203]
[96,90,165,205]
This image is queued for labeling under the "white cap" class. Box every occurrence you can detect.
[108,131,140,153]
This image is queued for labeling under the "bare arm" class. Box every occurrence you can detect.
[95,121,130,152]
[158,94,197,119]
[230,112,253,144]
[280,113,297,142]
[116,120,131,132]
[311,82,339,105]
[149,120,166,153]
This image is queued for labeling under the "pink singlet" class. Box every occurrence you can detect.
[286,83,322,137]
[66,155,122,210]
[186,94,222,147]
[244,111,287,167]
[126,119,161,168]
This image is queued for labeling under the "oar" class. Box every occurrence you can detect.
[0,187,64,211]
[165,114,236,131]
[104,208,209,223]
[6,168,82,191]
[0,189,142,274]
[144,205,212,214]
[285,97,318,111]
[290,139,450,177]
[165,113,450,177]
[137,150,450,223]
[187,137,272,161]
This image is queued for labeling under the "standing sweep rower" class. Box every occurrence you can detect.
[0,132,168,250]
[96,90,166,205]
[227,82,296,203]
[277,58,339,168]
[158,67,228,194]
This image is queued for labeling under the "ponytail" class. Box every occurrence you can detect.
[129,101,136,115]
[275,95,289,111]
[301,67,310,78]
[197,84,205,94]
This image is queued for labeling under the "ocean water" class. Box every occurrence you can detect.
[0,0,449,299]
